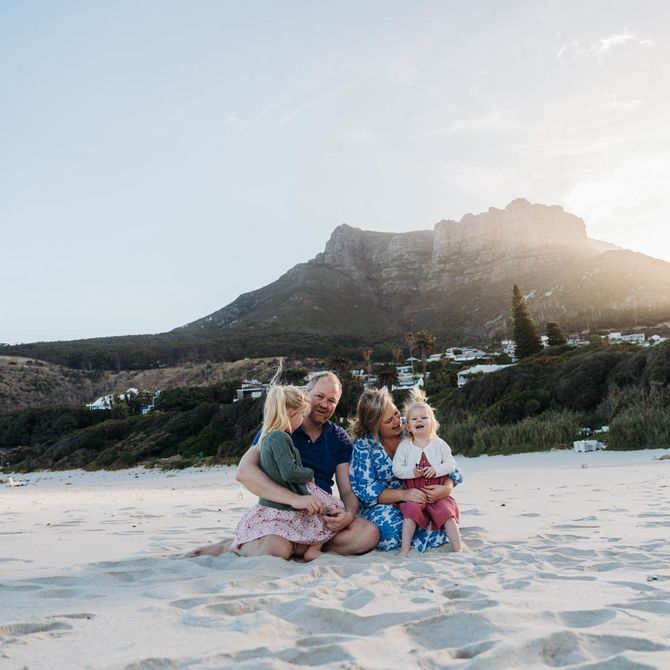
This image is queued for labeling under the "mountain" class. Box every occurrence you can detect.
[4,198,670,370]
[178,198,670,345]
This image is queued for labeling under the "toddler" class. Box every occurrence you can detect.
[392,389,462,555]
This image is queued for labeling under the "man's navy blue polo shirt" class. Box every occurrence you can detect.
[253,422,353,494]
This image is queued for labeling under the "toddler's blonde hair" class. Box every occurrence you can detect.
[403,388,439,440]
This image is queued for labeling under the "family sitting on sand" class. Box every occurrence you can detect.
[193,371,463,560]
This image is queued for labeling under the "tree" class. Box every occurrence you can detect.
[546,321,567,347]
[375,364,399,390]
[282,367,309,385]
[392,346,404,366]
[326,351,352,381]
[413,329,437,381]
[362,347,374,374]
[405,332,416,372]
[512,285,542,358]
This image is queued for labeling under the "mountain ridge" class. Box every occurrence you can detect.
[4,198,669,369]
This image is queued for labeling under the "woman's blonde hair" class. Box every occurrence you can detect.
[259,385,309,447]
[349,388,393,439]
[403,388,439,440]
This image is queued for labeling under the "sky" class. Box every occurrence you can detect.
[2,1,669,344]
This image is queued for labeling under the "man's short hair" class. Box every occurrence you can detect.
[306,371,342,394]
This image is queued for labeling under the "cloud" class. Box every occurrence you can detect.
[334,128,379,145]
[557,30,654,61]
[421,112,520,137]
[387,58,418,85]
[278,80,363,126]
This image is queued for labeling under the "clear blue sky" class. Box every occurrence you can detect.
[2,1,669,343]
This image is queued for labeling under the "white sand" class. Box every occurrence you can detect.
[1,450,670,669]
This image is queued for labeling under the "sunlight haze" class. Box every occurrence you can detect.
[2,0,669,343]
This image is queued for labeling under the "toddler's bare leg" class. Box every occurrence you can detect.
[400,518,416,556]
[303,543,324,562]
[444,518,462,552]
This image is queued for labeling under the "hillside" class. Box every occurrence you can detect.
[0,355,286,413]
[4,198,670,370]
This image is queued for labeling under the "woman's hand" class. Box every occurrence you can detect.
[292,495,324,515]
[422,479,454,503]
[403,488,427,504]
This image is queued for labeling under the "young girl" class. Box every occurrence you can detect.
[392,389,463,556]
[232,384,344,561]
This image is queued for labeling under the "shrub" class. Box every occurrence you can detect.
[608,403,670,450]
[471,410,580,456]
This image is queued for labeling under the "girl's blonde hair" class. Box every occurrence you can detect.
[349,388,393,439]
[403,388,439,440]
[259,385,309,447]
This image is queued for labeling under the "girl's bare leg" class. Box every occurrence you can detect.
[303,543,324,562]
[400,518,416,556]
[190,537,234,557]
[444,518,462,552]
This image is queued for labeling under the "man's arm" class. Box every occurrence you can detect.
[236,446,323,513]
[324,463,360,531]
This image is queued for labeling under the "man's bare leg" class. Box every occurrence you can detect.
[325,518,379,556]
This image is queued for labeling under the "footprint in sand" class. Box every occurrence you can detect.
[405,612,495,650]
[558,609,617,628]
[0,621,72,641]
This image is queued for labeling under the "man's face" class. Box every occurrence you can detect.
[306,376,341,426]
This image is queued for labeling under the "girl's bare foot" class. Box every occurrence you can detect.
[303,545,323,562]
[190,539,233,557]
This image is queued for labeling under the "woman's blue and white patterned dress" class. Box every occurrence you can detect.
[350,434,463,552]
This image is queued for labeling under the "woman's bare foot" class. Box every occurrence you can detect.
[399,546,412,557]
[190,538,234,557]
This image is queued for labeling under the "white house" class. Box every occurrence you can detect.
[608,332,645,345]
[444,347,489,363]
[235,380,268,401]
[567,335,590,347]
[86,387,139,411]
[457,364,514,388]
[649,335,668,346]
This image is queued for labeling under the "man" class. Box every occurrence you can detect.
[193,371,379,558]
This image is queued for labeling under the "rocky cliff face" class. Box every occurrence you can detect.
[309,198,609,293]
[180,198,668,348]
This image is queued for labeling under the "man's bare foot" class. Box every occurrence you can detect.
[190,538,234,557]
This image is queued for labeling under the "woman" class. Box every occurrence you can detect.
[349,389,463,552]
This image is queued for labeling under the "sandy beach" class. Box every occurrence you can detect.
[2,449,669,669]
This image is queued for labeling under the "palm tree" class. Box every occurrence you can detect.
[362,347,373,375]
[405,332,416,373]
[326,351,352,381]
[413,329,437,381]
[392,346,403,366]
[375,364,399,391]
